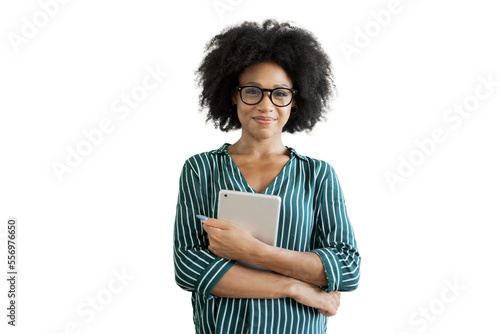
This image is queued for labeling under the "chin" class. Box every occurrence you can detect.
[241,123,284,139]
[253,129,282,140]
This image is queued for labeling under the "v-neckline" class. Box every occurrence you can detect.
[224,144,294,194]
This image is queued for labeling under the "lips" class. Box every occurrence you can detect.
[253,116,276,125]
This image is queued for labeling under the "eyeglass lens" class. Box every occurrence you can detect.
[240,87,293,107]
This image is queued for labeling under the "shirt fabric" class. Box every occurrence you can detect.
[174,143,361,334]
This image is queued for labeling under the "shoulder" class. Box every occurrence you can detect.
[182,143,229,172]
[289,147,336,177]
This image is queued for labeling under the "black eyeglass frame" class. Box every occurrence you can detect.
[236,86,298,107]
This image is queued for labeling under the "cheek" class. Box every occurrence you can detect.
[239,104,248,113]
[279,109,291,123]
[235,104,251,122]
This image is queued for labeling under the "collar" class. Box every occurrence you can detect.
[210,143,307,161]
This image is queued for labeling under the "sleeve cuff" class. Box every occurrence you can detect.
[311,248,341,292]
[195,257,237,298]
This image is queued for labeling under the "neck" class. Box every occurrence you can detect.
[230,132,288,157]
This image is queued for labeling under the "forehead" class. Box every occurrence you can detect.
[238,61,293,87]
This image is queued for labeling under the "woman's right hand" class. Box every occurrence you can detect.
[289,279,341,317]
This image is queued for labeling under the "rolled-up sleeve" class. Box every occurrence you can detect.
[311,163,361,292]
[173,160,236,298]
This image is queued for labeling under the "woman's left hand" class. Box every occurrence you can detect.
[202,218,262,261]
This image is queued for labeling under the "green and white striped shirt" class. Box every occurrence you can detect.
[174,143,361,333]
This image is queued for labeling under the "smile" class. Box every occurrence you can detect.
[253,117,276,125]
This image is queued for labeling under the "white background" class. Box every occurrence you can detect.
[1,0,499,333]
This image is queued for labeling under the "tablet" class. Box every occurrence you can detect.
[217,189,281,271]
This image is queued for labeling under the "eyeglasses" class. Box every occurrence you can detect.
[236,86,298,107]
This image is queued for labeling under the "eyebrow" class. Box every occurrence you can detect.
[243,81,291,88]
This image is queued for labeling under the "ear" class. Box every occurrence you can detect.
[231,89,238,105]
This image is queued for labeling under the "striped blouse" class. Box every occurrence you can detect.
[174,143,361,333]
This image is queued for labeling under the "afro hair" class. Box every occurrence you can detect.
[196,19,337,133]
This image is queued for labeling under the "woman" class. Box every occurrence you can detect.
[174,19,361,333]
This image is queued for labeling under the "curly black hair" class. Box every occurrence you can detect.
[196,19,337,133]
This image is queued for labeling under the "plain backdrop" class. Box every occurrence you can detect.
[1,0,499,333]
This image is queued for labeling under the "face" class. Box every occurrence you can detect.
[233,61,295,140]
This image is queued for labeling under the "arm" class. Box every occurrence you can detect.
[309,163,361,292]
[203,219,327,287]
[252,244,328,287]
[210,262,341,317]
[174,160,340,316]
[173,160,236,298]
[203,163,361,292]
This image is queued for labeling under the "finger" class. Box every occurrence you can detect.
[202,224,221,240]
[202,223,211,234]
[328,291,340,299]
[202,218,229,230]
[203,223,223,231]
[325,304,337,317]
[331,291,341,304]
[326,294,340,316]
[202,222,221,235]
[318,308,335,317]
[202,225,215,243]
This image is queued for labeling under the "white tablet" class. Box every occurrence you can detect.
[217,189,281,271]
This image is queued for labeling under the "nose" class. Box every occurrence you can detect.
[258,91,275,111]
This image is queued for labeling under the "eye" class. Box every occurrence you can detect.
[273,89,289,98]
[243,87,261,95]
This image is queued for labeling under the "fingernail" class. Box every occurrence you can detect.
[196,214,208,221]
